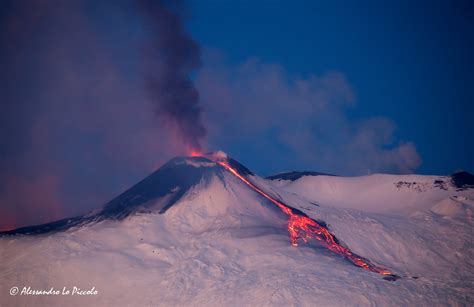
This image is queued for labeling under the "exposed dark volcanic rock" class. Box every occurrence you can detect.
[0,155,296,236]
[0,156,222,236]
[266,171,336,181]
[0,215,97,236]
[225,157,254,176]
[451,171,474,190]
[101,156,220,218]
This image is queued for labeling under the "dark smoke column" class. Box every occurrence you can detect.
[139,0,206,151]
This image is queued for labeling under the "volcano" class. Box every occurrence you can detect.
[1,153,473,306]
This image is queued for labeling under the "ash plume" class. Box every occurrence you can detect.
[0,0,208,230]
[139,0,206,151]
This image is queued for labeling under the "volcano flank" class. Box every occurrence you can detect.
[1,153,473,306]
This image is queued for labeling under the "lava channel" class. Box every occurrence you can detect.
[207,156,397,279]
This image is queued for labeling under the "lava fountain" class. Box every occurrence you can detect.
[196,151,397,279]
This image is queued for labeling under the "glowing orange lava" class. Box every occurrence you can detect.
[212,157,393,276]
[189,150,202,157]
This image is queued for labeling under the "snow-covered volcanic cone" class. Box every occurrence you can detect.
[1,155,473,306]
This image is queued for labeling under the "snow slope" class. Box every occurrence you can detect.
[1,156,473,306]
[269,172,474,215]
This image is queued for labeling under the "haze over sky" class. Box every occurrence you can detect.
[0,0,472,229]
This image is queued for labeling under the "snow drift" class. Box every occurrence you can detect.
[1,155,473,306]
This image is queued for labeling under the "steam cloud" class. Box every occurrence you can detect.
[139,0,206,151]
[197,55,422,175]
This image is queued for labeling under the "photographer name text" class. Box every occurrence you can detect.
[10,286,98,296]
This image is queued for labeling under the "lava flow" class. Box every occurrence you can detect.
[199,153,395,277]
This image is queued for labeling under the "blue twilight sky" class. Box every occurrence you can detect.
[188,0,473,175]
